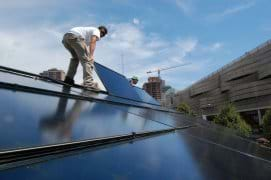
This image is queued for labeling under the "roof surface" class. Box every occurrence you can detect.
[0,64,270,180]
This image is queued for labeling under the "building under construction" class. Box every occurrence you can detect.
[169,40,271,127]
[143,77,165,101]
[40,68,65,81]
[144,64,189,102]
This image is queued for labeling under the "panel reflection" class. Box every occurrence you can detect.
[0,87,167,151]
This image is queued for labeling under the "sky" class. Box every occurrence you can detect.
[0,0,271,90]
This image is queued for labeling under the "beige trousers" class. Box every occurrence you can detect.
[62,33,95,87]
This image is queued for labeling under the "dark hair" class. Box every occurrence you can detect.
[98,26,108,35]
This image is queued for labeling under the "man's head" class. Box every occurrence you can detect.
[98,26,108,38]
[131,76,138,85]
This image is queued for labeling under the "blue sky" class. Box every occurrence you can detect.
[0,0,270,90]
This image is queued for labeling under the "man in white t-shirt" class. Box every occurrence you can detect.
[62,26,108,90]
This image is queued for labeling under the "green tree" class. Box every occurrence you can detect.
[263,109,271,141]
[214,103,252,137]
[235,119,253,137]
[176,102,196,116]
[214,103,238,126]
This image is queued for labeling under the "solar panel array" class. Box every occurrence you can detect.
[0,65,270,179]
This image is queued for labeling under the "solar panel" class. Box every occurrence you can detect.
[1,130,270,179]
[0,69,166,110]
[0,71,82,95]
[94,62,160,106]
[133,86,160,105]
[1,66,271,179]
[0,89,169,151]
[115,106,194,128]
[182,125,271,160]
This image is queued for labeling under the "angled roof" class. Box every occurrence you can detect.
[0,63,270,179]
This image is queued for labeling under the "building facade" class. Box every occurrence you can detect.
[161,88,176,107]
[143,77,165,101]
[170,40,271,126]
[40,68,65,81]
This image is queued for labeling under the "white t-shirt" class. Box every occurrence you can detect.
[68,27,100,45]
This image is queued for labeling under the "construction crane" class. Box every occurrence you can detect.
[146,63,191,78]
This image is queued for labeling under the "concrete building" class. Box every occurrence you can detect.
[171,40,271,127]
[40,68,65,81]
[143,77,165,101]
[162,88,176,107]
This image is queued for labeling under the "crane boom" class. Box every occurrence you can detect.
[146,63,191,77]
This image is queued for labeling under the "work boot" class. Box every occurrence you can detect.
[84,82,101,91]
[64,76,74,86]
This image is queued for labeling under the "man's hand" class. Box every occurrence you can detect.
[89,55,94,61]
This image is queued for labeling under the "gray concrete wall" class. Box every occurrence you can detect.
[171,40,271,121]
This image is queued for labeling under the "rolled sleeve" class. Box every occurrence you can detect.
[93,29,101,41]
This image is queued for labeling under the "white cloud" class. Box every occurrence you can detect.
[201,42,223,52]
[176,38,198,54]
[206,2,255,22]
[0,0,231,91]
[132,18,140,25]
[0,27,68,73]
[175,0,194,15]
[211,42,223,50]
[0,19,218,89]
[221,2,255,16]
[96,23,199,85]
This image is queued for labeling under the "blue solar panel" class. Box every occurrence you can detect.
[1,130,270,179]
[115,106,194,128]
[1,66,271,179]
[94,62,160,106]
[0,70,167,110]
[0,71,82,95]
[133,86,160,105]
[0,88,169,151]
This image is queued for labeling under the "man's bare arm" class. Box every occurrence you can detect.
[89,35,97,60]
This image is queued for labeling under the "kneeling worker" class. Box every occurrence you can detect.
[129,76,139,86]
[62,26,108,90]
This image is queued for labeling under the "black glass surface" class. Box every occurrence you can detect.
[0,88,169,151]
[133,86,160,105]
[1,129,270,179]
[0,70,166,110]
[0,71,83,95]
[80,91,155,110]
[115,106,195,128]
[183,125,271,161]
[94,62,160,106]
